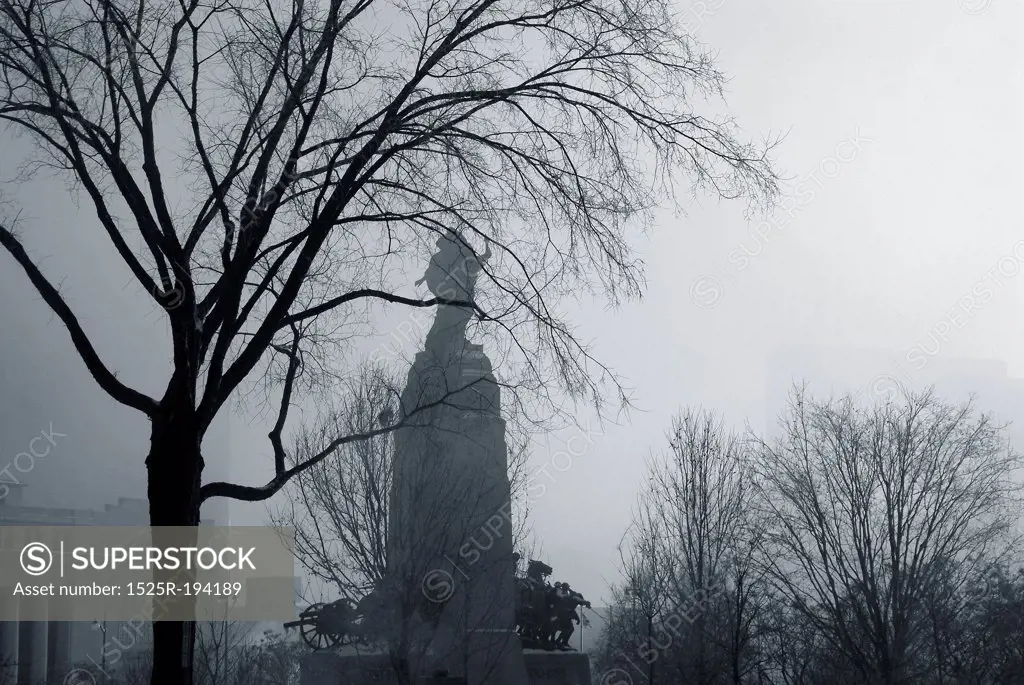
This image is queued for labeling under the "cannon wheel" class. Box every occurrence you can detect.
[299,603,344,650]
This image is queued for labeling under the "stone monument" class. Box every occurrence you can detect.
[301,231,589,685]
[386,230,527,685]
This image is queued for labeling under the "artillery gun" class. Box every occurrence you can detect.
[284,598,362,650]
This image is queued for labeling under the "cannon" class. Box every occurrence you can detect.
[284,599,356,650]
[285,582,451,651]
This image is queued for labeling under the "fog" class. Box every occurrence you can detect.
[1,0,1021,606]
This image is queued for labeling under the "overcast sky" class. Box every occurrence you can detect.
[1,0,1021,605]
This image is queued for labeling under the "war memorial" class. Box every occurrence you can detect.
[298,232,591,685]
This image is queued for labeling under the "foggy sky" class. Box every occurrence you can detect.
[1,0,1021,605]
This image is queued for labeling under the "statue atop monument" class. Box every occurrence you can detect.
[414,229,492,304]
[408,229,498,414]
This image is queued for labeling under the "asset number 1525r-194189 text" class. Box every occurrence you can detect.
[126,581,242,596]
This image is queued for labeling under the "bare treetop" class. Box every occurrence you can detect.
[0,0,779,428]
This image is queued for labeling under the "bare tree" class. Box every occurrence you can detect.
[72,628,302,685]
[616,496,674,685]
[753,593,831,685]
[592,582,656,683]
[194,622,303,685]
[719,510,768,685]
[914,560,1024,685]
[600,409,759,685]
[751,386,1024,685]
[193,620,253,685]
[271,366,400,601]
[0,0,779,678]
[650,409,756,685]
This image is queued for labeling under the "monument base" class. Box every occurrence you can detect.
[522,649,592,685]
[300,649,591,685]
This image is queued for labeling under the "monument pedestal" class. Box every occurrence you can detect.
[520,650,591,685]
[301,649,591,685]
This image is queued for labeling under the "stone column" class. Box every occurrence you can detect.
[51,621,72,675]
[0,589,20,684]
[28,621,48,684]
[21,595,49,685]
[390,342,527,685]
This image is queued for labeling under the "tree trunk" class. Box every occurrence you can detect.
[696,612,707,685]
[147,404,203,685]
[732,630,741,685]
[647,615,655,685]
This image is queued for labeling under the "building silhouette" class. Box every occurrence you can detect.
[0,485,210,684]
[764,345,1024,448]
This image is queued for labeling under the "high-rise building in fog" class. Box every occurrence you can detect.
[764,345,1024,449]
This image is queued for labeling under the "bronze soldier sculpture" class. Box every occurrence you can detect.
[515,559,554,648]
[543,582,563,647]
[554,582,591,649]
[513,559,590,651]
